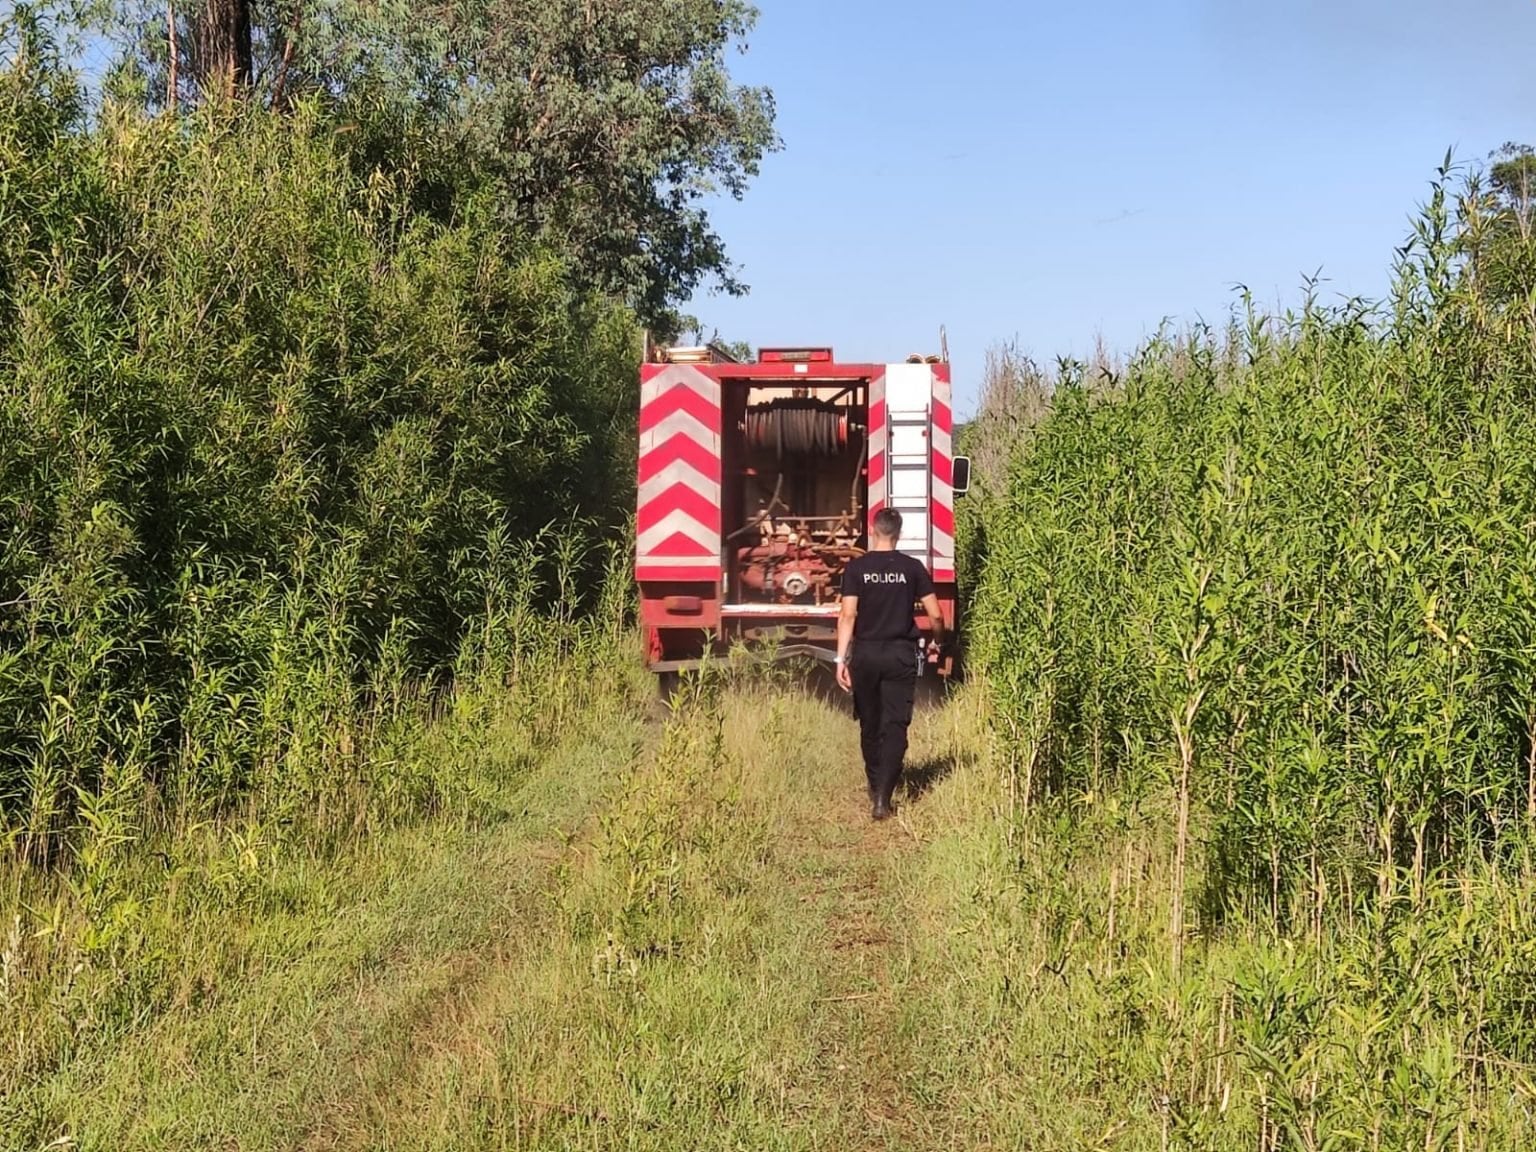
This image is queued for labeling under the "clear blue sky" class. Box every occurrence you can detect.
[686,0,1536,415]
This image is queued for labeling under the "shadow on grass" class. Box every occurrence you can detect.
[796,661,855,710]
[798,663,956,716]
[663,657,957,722]
[902,754,957,801]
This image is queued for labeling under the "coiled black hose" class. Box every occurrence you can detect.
[745,400,849,458]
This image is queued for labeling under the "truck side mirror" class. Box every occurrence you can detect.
[952,455,972,497]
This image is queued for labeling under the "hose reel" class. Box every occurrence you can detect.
[744,399,859,458]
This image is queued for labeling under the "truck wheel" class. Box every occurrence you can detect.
[657,670,682,705]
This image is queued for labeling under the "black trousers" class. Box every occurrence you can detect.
[850,639,920,804]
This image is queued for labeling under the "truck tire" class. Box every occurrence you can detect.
[657,670,682,705]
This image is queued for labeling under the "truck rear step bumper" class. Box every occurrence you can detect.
[650,642,838,673]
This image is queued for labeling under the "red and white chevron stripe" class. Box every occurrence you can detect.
[930,364,956,583]
[866,371,888,521]
[637,364,721,583]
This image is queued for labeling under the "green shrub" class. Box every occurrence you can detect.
[0,44,638,855]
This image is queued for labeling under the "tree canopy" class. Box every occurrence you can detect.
[1490,142,1536,209]
[110,0,778,328]
[1467,143,1536,307]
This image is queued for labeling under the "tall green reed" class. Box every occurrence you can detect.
[972,159,1536,938]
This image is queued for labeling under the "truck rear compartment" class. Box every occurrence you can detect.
[636,348,960,673]
[723,379,870,610]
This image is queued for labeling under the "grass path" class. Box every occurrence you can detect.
[334,677,972,1151]
[775,759,926,1148]
[12,677,986,1150]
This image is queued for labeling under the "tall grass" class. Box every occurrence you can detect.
[965,162,1536,1142]
[976,161,1536,924]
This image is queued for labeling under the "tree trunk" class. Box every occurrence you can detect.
[167,1,179,108]
[196,0,252,102]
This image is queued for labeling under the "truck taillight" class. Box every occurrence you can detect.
[757,347,833,364]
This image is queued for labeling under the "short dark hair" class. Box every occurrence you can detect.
[872,508,902,540]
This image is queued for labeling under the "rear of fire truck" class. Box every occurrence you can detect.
[635,343,970,680]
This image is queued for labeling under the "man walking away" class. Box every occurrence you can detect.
[835,508,947,821]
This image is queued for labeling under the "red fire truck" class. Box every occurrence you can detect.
[636,343,970,680]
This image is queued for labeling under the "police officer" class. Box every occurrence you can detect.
[835,508,948,821]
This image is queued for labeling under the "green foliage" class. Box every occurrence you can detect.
[111,0,779,327]
[947,156,1536,1148]
[1468,142,1536,307]
[1490,142,1536,206]
[0,39,639,855]
[0,624,647,1138]
[972,161,1536,933]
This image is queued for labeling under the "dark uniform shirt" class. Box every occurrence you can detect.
[841,550,934,641]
